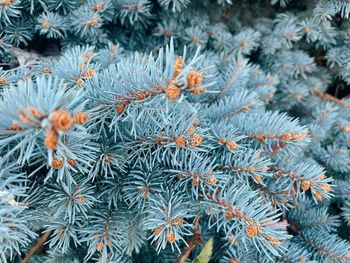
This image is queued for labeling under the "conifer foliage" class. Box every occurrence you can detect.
[1,0,350,262]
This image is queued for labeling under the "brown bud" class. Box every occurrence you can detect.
[67,158,77,167]
[189,133,202,147]
[78,194,85,203]
[76,78,84,87]
[42,21,49,29]
[18,110,31,123]
[166,232,176,243]
[227,140,238,150]
[187,126,195,133]
[187,70,202,89]
[301,180,311,191]
[225,211,234,220]
[45,129,58,150]
[165,84,181,100]
[136,91,152,101]
[103,154,110,164]
[96,242,104,252]
[192,177,200,185]
[86,18,98,27]
[174,56,183,77]
[153,226,163,235]
[241,106,251,112]
[2,0,12,5]
[74,112,89,125]
[340,126,350,133]
[321,183,331,193]
[265,236,280,247]
[51,109,73,132]
[52,158,63,169]
[84,68,95,78]
[175,135,186,148]
[142,191,149,200]
[192,88,207,95]
[219,138,227,145]
[314,191,324,201]
[280,133,293,141]
[42,67,51,73]
[116,101,129,114]
[27,107,43,120]
[252,174,262,183]
[174,218,184,226]
[85,51,94,60]
[245,224,259,238]
[256,136,265,143]
[92,3,104,10]
[6,123,23,131]
[204,176,217,185]
[0,76,7,86]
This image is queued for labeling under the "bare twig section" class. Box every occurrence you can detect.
[22,230,52,263]
[176,216,203,263]
[312,90,347,108]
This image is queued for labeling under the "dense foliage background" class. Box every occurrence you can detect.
[1,0,350,262]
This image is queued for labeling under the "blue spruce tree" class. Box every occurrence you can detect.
[1,0,350,262]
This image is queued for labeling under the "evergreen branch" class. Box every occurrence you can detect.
[0,1,349,262]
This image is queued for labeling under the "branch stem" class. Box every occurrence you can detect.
[176,216,202,263]
[22,230,51,263]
